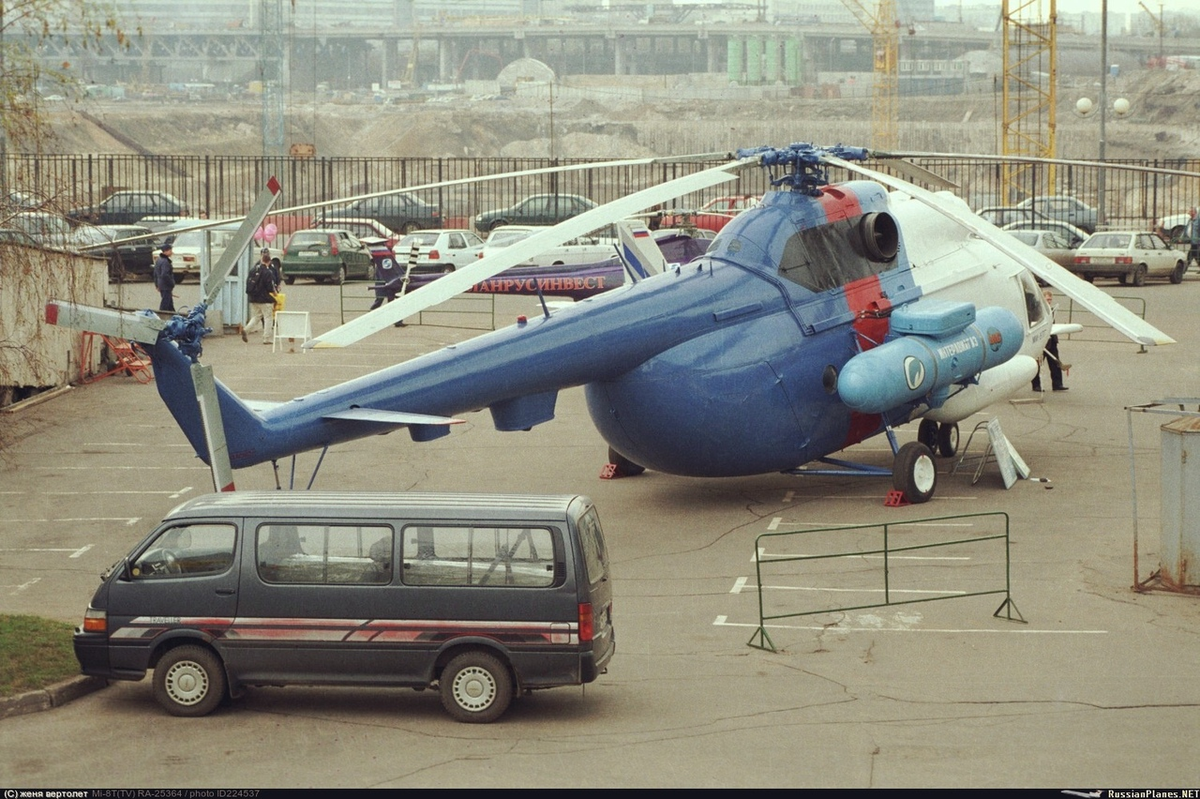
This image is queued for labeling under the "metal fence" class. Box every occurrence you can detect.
[8,153,1200,233]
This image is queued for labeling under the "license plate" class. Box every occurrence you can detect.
[298,251,318,257]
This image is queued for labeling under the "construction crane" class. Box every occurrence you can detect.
[1000,0,1057,204]
[841,0,899,151]
[1139,2,1165,67]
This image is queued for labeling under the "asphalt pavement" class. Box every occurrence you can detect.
[1,273,1199,788]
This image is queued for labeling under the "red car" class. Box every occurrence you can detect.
[657,194,760,233]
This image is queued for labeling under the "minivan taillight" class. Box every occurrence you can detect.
[330,237,339,255]
[82,607,107,633]
[578,603,594,642]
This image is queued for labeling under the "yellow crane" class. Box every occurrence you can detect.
[1139,2,1165,67]
[841,0,899,151]
[1001,0,1057,203]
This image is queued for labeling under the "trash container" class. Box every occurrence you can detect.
[1160,416,1200,589]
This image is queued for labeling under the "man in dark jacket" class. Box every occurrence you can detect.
[240,248,278,344]
[153,238,176,312]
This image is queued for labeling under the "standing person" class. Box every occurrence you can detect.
[240,249,278,345]
[153,238,176,312]
[1032,289,1069,393]
[1186,207,1200,268]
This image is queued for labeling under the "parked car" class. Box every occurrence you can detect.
[1015,196,1098,233]
[66,190,190,226]
[479,224,616,267]
[311,217,398,248]
[391,228,485,274]
[0,227,39,247]
[168,222,283,282]
[1071,230,1186,285]
[657,194,760,232]
[977,205,1058,230]
[280,228,374,284]
[67,224,156,280]
[8,211,72,247]
[1157,211,1192,243]
[474,193,597,233]
[1007,229,1077,269]
[1001,219,1090,248]
[317,193,440,235]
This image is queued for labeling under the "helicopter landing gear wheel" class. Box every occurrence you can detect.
[937,422,959,457]
[893,442,937,504]
[917,419,938,450]
[607,446,645,477]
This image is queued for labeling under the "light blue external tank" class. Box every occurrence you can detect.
[837,302,1025,415]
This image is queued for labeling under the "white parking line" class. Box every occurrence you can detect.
[7,577,41,595]
[0,545,94,558]
[730,577,748,594]
[0,517,142,526]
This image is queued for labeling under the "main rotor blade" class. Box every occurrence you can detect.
[874,150,1200,181]
[44,302,167,344]
[826,154,1176,347]
[271,153,732,221]
[202,177,282,306]
[305,156,755,349]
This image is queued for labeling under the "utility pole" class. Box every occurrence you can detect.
[260,0,286,158]
[1098,0,1108,227]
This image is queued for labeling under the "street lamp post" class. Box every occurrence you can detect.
[1098,0,1108,227]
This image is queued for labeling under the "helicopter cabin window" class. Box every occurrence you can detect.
[776,212,897,293]
[402,525,558,588]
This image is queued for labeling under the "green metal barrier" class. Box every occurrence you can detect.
[747,512,1025,653]
[1057,294,1149,352]
[339,279,497,330]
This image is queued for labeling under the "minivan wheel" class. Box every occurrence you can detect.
[440,651,513,723]
[153,645,226,717]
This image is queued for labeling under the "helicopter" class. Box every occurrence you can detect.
[46,144,1174,502]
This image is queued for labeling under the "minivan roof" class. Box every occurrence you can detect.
[166,491,589,523]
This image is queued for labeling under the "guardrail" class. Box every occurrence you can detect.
[1056,294,1149,351]
[339,279,497,330]
[747,512,1024,653]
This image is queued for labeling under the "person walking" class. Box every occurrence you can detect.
[240,248,278,345]
[153,238,176,313]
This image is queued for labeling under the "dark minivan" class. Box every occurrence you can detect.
[74,492,615,723]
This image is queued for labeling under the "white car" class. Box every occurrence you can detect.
[1071,230,1186,286]
[480,225,618,267]
[166,220,282,281]
[391,228,485,274]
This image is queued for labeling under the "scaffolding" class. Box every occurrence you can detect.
[1001,0,1057,203]
[842,0,899,151]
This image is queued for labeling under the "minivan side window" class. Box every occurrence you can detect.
[401,526,557,587]
[257,524,393,585]
[131,523,236,579]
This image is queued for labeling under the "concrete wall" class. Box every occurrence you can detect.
[0,249,106,402]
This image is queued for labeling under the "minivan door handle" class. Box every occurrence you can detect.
[215,589,236,596]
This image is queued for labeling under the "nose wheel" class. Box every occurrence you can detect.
[893,441,937,503]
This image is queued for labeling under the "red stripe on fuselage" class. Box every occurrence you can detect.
[821,185,893,448]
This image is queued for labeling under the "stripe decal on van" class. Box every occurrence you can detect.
[115,616,579,646]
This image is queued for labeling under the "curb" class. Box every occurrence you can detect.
[0,676,108,720]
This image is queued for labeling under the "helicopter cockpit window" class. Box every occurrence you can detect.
[1020,272,1046,327]
[776,214,895,293]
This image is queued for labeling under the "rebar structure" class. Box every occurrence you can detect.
[1001,0,1057,203]
[842,0,899,151]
